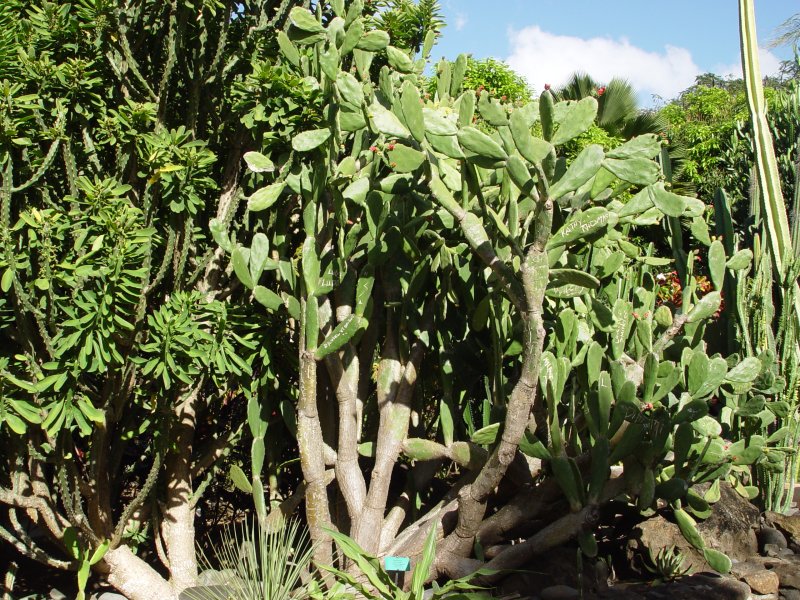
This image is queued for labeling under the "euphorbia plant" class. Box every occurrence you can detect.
[223,1,768,584]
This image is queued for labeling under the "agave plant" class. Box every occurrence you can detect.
[184,518,315,600]
[644,545,690,582]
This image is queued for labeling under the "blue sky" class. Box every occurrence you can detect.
[431,1,797,104]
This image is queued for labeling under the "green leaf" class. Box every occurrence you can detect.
[551,97,598,145]
[343,177,370,206]
[470,423,499,445]
[708,240,726,290]
[1,269,14,292]
[605,134,661,159]
[602,157,660,186]
[692,415,721,438]
[686,291,721,323]
[229,464,252,493]
[549,269,600,289]
[422,108,458,136]
[292,128,331,152]
[426,132,464,159]
[289,7,324,33]
[477,91,507,126]
[232,247,253,289]
[547,207,618,249]
[4,413,26,434]
[63,527,81,560]
[243,151,275,173]
[411,525,438,597]
[726,249,753,271]
[387,144,425,173]
[253,286,283,312]
[336,72,364,106]
[302,237,320,295]
[88,540,110,566]
[649,183,688,218]
[248,182,286,212]
[703,548,731,574]
[457,127,507,160]
[674,508,705,550]
[277,31,300,66]
[315,315,366,359]
[370,102,410,139]
[401,81,424,142]
[549,144,604,198]
[326,529,395,598]
[356,30,390,51]
[725,357,761,384]
[340,18,364,55]
[510,110,552,164]
[209,218,232,252]
[386,46,413,72]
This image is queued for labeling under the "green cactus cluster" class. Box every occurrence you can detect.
[215,1,773,580]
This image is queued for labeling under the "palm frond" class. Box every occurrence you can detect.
[770,12,800,49]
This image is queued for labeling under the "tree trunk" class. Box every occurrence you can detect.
[161,388,199,592]
[104,546,178,600]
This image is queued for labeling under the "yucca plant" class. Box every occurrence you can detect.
[184,518,315,600]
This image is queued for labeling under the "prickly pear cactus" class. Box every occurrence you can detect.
[219,1,766,578]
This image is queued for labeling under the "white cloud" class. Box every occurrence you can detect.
[506,26,701,101]
[716,48,783,79]
[455,13,467,32]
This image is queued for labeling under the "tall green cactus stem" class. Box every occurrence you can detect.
[739,0,790,274]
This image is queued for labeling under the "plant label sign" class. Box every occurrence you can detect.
[385,556,411,586]
[384,556,411,571]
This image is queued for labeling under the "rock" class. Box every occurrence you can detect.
[766,512,800,545]
[628,483,759,574]
[781,589,800,600]
[197,568,241,586]
[541,584,580,600]
[48,590,68,600]
[93,594,127,600]
[772,560,800,589]
[696,482,759,561]
[179,585,230,600]
[764,543,794,558]
[640,573,751,600]
[741,568,780,595]
[759,527,789,552]
[628,515,705,573]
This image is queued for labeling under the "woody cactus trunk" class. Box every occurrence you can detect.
[223,2,769,582]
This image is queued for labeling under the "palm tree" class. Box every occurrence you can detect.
[555,72,665,139]
[369,0,445,55]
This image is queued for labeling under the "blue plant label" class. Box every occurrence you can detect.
[384,556,411,571]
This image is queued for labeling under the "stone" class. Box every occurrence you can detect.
[639,573,751,600]
[772,560,800,589]
[764,544,795,558]
[781,590,800,600]
[541,584,580,600]
[765,512,800,545]
[696,482,759,561]
[627,515,706,573]
[741,568,780,595]
[93,594,127,600]
[197,568,241,586]
[628,483,759,574]
[179,585,230,600]
[759,527,789,552]
[48,590,68,600]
